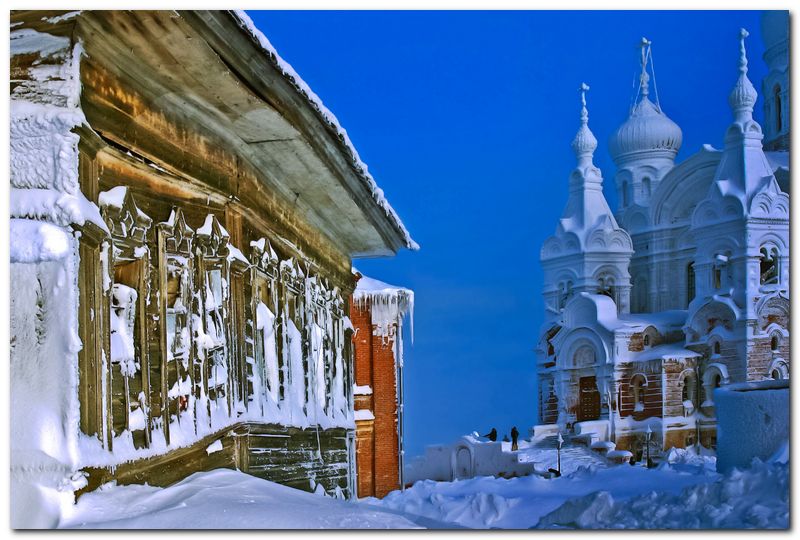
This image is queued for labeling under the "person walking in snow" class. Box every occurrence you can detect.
[482,428,497,442]
[511,426,519,451]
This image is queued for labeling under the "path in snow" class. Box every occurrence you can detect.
[516,434,608,475]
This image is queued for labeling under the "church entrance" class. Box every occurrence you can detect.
[577,376,600,422]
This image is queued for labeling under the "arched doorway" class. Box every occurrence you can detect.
[454,447,472,480]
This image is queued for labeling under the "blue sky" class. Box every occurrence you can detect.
[247,10,767,458]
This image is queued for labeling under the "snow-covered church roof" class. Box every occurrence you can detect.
[542,84,633,258]
[692,28,788,221]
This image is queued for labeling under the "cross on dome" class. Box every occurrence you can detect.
[738,27,749,73]
[572,82,598,163]
[639,37,651,98]
[728,27,758,123]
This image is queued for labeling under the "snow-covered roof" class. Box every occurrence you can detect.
[232,11,418,252]
[617,310,688,332]
[353,273,412,301]
[352,269,414,341]
[629,342,701,363]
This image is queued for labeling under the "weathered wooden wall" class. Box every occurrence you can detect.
[79,422,352,499]
[240,424,351,495]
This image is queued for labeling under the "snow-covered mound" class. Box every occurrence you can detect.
[366,457,718,529]
[537,454,788,529]
[59,469,422,529]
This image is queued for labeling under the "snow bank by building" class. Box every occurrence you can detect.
[536,447,788,529]
[371,450,721,529]
[714,379,789,473]
[58,469,423,529]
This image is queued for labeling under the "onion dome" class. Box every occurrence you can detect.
[609,39,682,162]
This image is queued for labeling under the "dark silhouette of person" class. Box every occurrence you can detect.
[502,434,510,442]
[511,426,519,451]
[482,428,497,441]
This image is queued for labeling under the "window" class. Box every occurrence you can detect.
[702,369,724,406]
[194,214,236,422]
[573,345,596,367]
[771,334,780,352]
[682,374,696,405]
[99,186,153,450]
[643,176,651,198]
[771,369,782,380]
[712,253,729,290]
[597,276,616,301]
[253,269,279,408]
[687,262,695,304]
[760,247,779,285]
[558,280,574,309]
[643,334,651,347]
[622,181,629,207]
[157,208,195,444]
[713,341,721,356]
[774,84,782,133]
[77,225,111,448]
[631,375,646,412]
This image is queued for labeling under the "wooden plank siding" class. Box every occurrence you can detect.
[78,422,351,499]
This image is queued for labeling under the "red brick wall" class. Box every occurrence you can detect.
[350,300,400,499]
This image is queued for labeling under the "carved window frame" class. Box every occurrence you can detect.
[156,207,195,444]
[250,238,281,411]
[100,187,154,449]
[280,258,307,410]
[76,220,113,450]
[194,214,235,425]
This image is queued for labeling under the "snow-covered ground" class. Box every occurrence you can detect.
[59,470,425,529]
[365,443,788,529]
[55,443,787,529]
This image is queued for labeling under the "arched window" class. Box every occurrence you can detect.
[713,341,721,355]
[643,334,650,347]
[597,276,616,301]
[642,177,651,198]
[769,359,789,381]
[631,374,647,412]
[682,372,697,407]
[573,344,596,368]
[712,253,729,290]
[774,84,782,133]
[558,280,574,309]
[771,334,781,351]
[622,181,629,207]
[760,247,780,285]
[686,262,695,305]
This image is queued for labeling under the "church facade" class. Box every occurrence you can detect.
[535,13,789,455]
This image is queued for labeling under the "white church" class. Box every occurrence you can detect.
[535,13,789,454]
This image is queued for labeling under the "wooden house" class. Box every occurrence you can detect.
[10,10,416,525]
